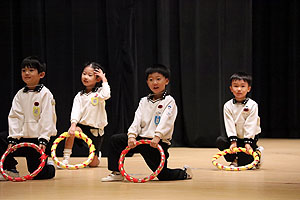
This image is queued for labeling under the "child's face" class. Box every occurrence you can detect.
[230,79,251,101]
[147,72,169,95]
[21,67,45,88]
[81,66,100,89]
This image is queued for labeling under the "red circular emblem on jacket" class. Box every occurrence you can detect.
[158,105,163,108]
[34,102,39,106]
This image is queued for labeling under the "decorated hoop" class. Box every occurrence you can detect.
[51,131,95,169]
[212,147,260,171]
[118,139,165,183]
[0,143,47,182]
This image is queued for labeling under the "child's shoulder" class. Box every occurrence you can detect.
[224,99,234,106]
[246,98,259,107]
[16,86,26,94]
[40,85,53,95]
[31,85,55,100]
[41,85,50,91]
[164,94,175,102]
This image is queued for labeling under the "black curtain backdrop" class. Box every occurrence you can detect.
[0,0,299,156]
[252,0,300,138]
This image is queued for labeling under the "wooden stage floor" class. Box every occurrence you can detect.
[1,139,300,200]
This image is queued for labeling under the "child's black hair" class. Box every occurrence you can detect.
[83,61,105,73]
[21,56,46,73]
[145,64,170,80]
[82,62,105,90]
[230,72,252,86]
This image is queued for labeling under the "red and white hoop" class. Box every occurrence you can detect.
[0,143,47,182]
[118,139,165,183]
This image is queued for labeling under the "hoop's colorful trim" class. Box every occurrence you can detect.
[51,131,95,169]
[212,147,260,171]
[118,139,165,183]
[0,143,47,182]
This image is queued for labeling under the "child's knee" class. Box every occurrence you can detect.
[88,157,100,167]
[47,165,56,179]
[110,134,120,141]
[110,134,126,144]
[66,135,75,142]
[33,165,56,180]
[216,136,228,149]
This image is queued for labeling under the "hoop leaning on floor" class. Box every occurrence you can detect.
[118,139,165,183]
[212,147,260,171]
[51,131,95,169]
[0,143,47,181]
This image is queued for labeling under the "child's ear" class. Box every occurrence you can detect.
[39,72,45,79]
[165,78,169,85]
[96,76,101,82]
[247,86,252,92]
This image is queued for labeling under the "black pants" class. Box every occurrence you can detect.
[215,135,259,166]
[0,131,55,180]
[76,124,104,157]
[107,133,187,181]
[0,131,17,170]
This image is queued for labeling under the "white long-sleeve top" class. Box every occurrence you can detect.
[8,85,57,141]
[70,82,110,136]
[127,95,177,145]
[224,98,261,140]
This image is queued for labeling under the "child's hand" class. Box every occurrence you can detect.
[7,144,13,149]
[128,137,136,148]
[75,126,82,133]
[244,143,253,154]
[39,144,46,152]
[229,141,237,153]
[150,136,160,148]
[68,123,77,135]
[94,69,107,82]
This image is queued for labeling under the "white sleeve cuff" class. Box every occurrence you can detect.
[128,133,137,138]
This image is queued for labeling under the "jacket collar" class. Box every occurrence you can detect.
[147,90,168,103]
[23,84,44,93]
[232,97,249,104]
[80,87,98,95]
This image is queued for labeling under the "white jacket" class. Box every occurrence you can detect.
[224,98,261,140]
[70,82,111,136]
[128,95,177,145]
[8,85,57,141]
